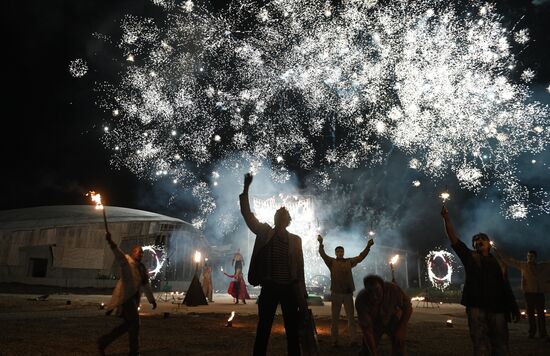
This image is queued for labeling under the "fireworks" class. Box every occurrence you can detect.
[69,58,88,77]
[252,194,323,283]
[89,0,549,221]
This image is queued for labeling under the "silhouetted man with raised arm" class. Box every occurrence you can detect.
[441,206,519,356]
[493,247,550,340]
[317,234,374,346]
[240,173,307,356]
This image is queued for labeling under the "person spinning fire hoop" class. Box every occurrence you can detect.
[224,268,250,304]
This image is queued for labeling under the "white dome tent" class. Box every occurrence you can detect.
[0,205,208,291]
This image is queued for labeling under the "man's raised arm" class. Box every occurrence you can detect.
[440,206,460,245]
[350,238,374,267]
[317,235,333,268]
[105,232,126,264]
[239,173,263,234]
[492,247,523,270]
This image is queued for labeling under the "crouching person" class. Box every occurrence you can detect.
[355,275,412,356]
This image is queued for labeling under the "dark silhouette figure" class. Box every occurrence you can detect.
[240,173,307,356]
[355,275,412,356]
[441,206,520,355]
[493,248,549,340]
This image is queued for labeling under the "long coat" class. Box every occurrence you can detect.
[106,244,155,315]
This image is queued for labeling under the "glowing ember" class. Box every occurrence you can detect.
[225,310,236,327]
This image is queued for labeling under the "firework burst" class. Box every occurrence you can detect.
[86,0,549,223]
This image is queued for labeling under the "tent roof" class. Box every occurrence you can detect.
[0,205,188,230]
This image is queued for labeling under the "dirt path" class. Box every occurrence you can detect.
[1,294,548,355]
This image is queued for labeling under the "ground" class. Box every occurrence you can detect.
[0,289,548,356]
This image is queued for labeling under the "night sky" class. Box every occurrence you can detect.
[3,1,550,257]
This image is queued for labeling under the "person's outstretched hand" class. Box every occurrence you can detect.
[317,234,323,244]
[367,238,374,248]
[244,173,253,188]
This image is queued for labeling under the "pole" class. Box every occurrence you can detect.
[102,208,109,233]
[405,252,409,289]
[417,255,422,288]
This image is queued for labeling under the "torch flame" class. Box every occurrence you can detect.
[194,250,202,263]
[390,254,399,264]
[227,311,235,322]
[87,191,104,210]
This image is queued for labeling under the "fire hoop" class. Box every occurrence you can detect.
[426,250,454,290]
[142,245,165,278]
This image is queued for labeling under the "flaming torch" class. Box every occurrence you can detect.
[225,311,235,327]
[87,191,109,233]
[390,254,399,283]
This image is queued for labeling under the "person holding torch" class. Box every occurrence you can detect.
[97,232,157,356]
